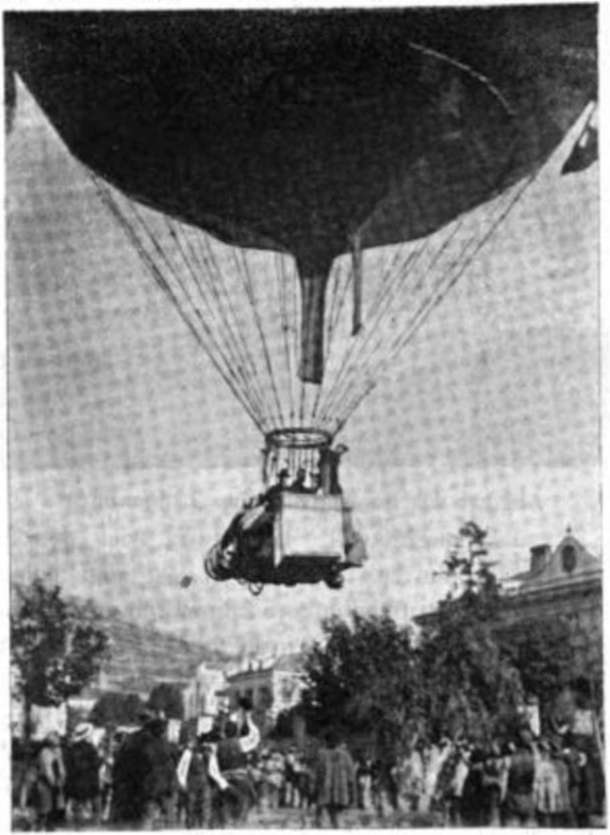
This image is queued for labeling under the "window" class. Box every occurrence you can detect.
[561,544,577,574]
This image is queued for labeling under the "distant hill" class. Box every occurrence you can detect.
[11,581,236,700]
[96,608,236,698]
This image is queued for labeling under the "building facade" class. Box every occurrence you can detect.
[499,529,602,682]
[224,652,306,736]
[182,662,228,720]
[416,529,603,693]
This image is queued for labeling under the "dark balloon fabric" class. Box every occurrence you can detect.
[5,8,596,382]
[4,9,597,260]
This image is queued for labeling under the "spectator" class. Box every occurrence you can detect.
[33,732,66,831]
[504,726,536,827]
[176,736,213,828]
[533,738,564,826]
[65,722,101,824]
[112,710,176,828]
[314,729,356,827]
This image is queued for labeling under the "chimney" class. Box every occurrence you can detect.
[530,543,551,573]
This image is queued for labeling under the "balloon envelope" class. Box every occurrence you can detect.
[5,8,597,381]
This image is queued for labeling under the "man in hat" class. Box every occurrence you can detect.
[139,712,177,829]
[65,722,101,824]
[112,709,177,828]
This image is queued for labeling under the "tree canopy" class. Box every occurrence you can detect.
[90,691,146,727]
[147,682,185,720]
[301,609,421,756]
[11,577,110,734]
[300,521,600,754]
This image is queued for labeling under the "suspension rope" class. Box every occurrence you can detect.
[182,225,272,428]
[327,210,474,423]
[89,87,580,443]
[332,172,536,433]
[316,224,450,426]
[234,247,286,428]
[94,180,266,432]
[161,217,268,424]
[129,200,269,430]
[196,234,273,430]
[333,203,513,429]
[320,170,520,428]
[313,242,407,429]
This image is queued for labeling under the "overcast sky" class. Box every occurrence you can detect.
[7,79,600,655]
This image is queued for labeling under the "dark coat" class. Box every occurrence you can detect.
[140,733,176,801]
[112,727,176,822]
[65,740,100,801]
[217,738,247,772]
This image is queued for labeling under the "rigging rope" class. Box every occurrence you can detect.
[94,180,267,432]
[196,233,272,427]
[94,178,271,432]
[331,172,538,434]
[89,99,574,443]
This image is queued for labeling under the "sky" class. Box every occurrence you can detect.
[7,77,600,655]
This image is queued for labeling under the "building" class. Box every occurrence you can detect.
[500,529,602,680]
[502,529,601,622]
[224,652,306,736]
[182,662,228,720]
[417,528,602,687]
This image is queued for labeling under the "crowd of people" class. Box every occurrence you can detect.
[358,717,605,828]
[12,691,605,830]
[13,704,264,830]
[12,710,356,830]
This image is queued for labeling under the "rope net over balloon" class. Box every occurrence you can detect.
[93,170,531,441]
[90,103,593,447]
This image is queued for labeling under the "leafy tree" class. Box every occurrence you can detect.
[418,522,522,743]
[147,682,185,720]
[442,520,498,599]
[418,593,522,744]
[11,577,110,737]
[301,610,421,758]
[420,521,602,742]
[498,614,602,726]
[90,691,146,727]
[502,617,573,698]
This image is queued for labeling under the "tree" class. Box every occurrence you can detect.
[301,610,421,758]
[497,613,601,728]
[418,593,523,744]
[147,682,184,720]
[90,692,146,727]
[442,520,498,600]
[418,522,523,743]
[11,577,110,737]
